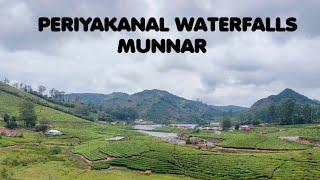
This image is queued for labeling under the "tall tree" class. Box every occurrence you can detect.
[37,85,46,96]
[49,88,57,98]
[74,98,89,116]
[279,98,295,125]
[221,116,232,131]
[3,78,9,84]
[36,117,50,132]
[302,104,312,124]
[269,104,277,123]
[22,85,32,92]
[13,82,19,89]
[3,114,17,129]
[19,101,37,128]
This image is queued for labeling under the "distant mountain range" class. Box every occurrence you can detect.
[64,88,320,124]
[65,89,247,123]
[64,92,129,105]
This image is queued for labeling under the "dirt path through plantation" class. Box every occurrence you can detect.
[74,153,93,168]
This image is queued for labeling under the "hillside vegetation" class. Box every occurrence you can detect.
[237,88,320,125]
[0,83,97,121]
[66,89,247,124]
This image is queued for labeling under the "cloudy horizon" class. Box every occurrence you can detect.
[1,0,320,107]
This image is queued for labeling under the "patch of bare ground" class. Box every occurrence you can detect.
[280,136,320,148]
[73,153,93,169]
[72,153,117,169]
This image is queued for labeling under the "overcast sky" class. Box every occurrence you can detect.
[0,0,319,107]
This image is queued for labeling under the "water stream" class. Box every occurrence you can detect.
[133,124,186,145]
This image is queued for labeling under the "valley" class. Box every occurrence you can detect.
[1,82,320,179]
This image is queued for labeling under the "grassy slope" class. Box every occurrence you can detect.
[0,83,70,114]
[0,85,193,179]
[0,82,97,121]
[1,84,320,179]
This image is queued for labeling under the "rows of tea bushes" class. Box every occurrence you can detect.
[217,132,308,150]
[73,136,155,161]
[93,147,320,179]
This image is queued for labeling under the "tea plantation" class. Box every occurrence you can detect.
[1,84,320,179]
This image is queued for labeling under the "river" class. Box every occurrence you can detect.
[133,124,186,145]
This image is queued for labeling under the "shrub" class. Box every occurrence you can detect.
[51,146,62,155]
[235,123,240,130]
[36,117,50,132]
[1,168,9,180]
[19,100,37,128]
[222,116,232,131]
[252,119,261,126]
[3,114,17,129]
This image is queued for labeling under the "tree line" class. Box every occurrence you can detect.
[238,98,320,125]
[1,77,96,121]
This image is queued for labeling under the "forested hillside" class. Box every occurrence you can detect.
[65,89,247,124]
[237,88,320,125]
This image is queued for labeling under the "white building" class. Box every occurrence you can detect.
[45,129,63,136]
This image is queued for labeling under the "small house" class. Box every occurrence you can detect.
[45,129,63,136]
[239,125,252,131]
[105,136,125,141]
[170,124,197,129]
[134,119,153,125]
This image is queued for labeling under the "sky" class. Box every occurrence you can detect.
[0,0,320,107]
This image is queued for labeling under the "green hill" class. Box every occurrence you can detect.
[238,88,320,125]
[0,82,97,121]
[66,89,247,124]
[64,92,129,105]
[252,88,319,110]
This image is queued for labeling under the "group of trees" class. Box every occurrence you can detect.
[269,99,319,125]
[3,114,17,129]
[239,98,320,125]
[3,101,37,129]
[19,101,37,128]
[2,77,66,100]
[4,102,50,133]
[3,101,49,132]
[221,116,242,131]
[35,117,50,132]
[105,107,138,121]
[221,116,232,131]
